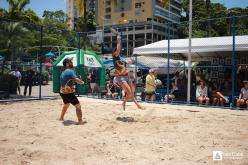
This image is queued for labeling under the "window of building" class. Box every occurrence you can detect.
[135,9,142,16]
[147,33,152,39]
[114,0,132,12]
[135,26,144,31]
[106,1,111,6]
[105,15,111,19]
[105,8,111,13]
[147,18,152,22]
[146,25,152,29]
[135,3,142,8]
[128,26,133,31]
[128,35,133,40]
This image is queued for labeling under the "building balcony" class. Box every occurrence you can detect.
[154,5,181,23]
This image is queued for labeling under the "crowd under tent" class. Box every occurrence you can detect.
[133,35,248,105]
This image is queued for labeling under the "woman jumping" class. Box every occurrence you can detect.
[112,32,144,111]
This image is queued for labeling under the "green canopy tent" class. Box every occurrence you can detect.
[53,50,106,94]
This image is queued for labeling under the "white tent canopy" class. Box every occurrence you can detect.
[133,35,248,60]
[130,56,187,74]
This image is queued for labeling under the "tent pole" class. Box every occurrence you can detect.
[187,0,192,104]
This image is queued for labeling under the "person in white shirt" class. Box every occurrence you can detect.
[10,67,22,95]
[196,80,209,105]
[237,81,248,109]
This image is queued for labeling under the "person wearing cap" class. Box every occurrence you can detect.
[237,81,248,109]
[59,58,86,125]
[145,69,156,102]
[196,79,209,105]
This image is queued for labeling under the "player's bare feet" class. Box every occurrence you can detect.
[77,120,87,125]
[138,105,145,110]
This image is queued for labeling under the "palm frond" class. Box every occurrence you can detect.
[18,0,30,11]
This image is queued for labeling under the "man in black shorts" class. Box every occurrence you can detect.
[59,58,86,125]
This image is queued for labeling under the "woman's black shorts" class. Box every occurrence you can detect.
[60,93,79,105]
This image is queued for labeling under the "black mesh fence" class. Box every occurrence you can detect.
[1,15,248,109]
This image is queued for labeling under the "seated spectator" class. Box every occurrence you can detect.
[217,80,232,106]
[210,83,220,106]
[196,80,209,105]
[165,81,178,102]
[145,69,156,102]
[237,81,248,109]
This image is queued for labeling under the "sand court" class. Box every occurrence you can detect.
[0,98,247,164]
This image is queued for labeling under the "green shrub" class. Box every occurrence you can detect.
[41,71,49,81]
[0,74,18,94]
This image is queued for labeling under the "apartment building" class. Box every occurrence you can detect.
[96,0,183,56]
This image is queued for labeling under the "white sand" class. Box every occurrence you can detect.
[0,98,247,165]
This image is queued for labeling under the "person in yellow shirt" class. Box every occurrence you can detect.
[145,69,156,101]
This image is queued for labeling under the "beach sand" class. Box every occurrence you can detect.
[0,98,247,165]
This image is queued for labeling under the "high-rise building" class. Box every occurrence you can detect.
[96,0,183,55]
[67,0,96,29]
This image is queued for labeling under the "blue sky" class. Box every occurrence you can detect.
[1,0,66,17]
[212,0,248,9]
[1,0,248,17]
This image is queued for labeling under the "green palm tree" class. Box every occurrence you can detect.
[0,22,29,60]
[6,0,30,18]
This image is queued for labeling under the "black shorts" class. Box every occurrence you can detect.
[60,93,79,105]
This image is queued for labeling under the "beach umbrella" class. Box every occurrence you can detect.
[46,52,55,57]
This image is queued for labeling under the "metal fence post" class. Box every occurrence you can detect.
[39,25,43,100]
[231,16,236,108]
[167,23,170,96]
[187,0,193,104]
[120,28,123,57]
[77,32,81,96]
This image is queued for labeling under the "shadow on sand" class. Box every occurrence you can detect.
[186,110,201,113]
[116,117,137,123]
[62,120,78,126]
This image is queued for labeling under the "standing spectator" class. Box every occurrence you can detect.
[10,67,22,95]
[145,69,156,102]
[210,83,220,106]
[196,80,209,105]
[87,71,97,94]
[237,81,248,109]
[24,68,35,96]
